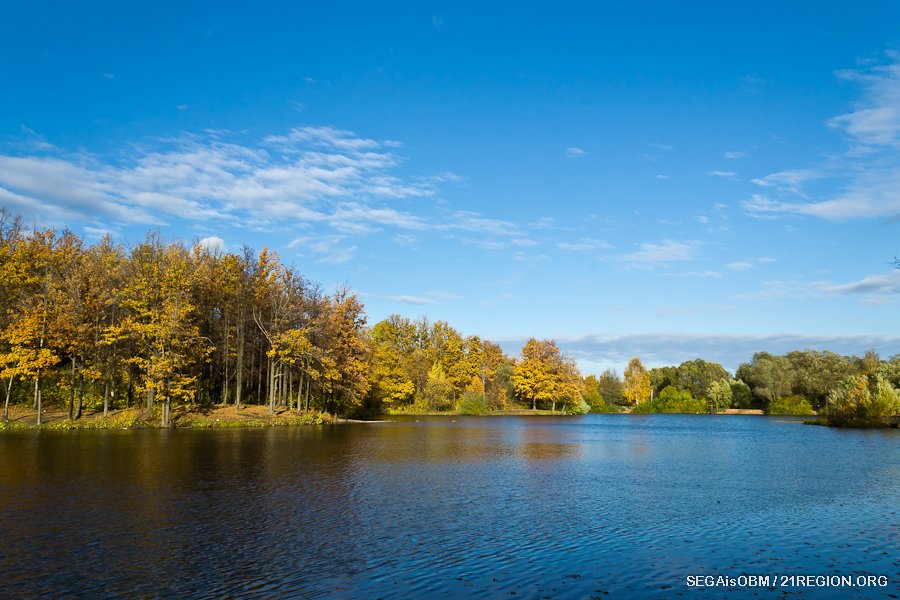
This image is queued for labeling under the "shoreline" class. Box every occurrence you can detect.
[0,405,335,431]
[4,405,893,431]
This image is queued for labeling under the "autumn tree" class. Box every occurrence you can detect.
[623,357,651,405]
[513,338,581,411]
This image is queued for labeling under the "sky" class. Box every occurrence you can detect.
[2,1,900,374]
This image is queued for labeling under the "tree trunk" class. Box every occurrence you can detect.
[35,372,42,426]
[103,373,110,417]
[287,368,293,411]
[222,314,230,406]
[68,356,76,420]
[267,357,275,415]
[75,368,84,420]
[3,376,13,421]
[235,321,244,408]
[305,373,310,412]
[257,345,263,405]
[161,381,170,428]
[146,362,155,412]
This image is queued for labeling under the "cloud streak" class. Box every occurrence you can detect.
[497,333,900,373]
[745,51,900,221]
[0,127,442,235]
[621,240,699,265]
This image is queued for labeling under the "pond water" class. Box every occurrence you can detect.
[0,415,897,598]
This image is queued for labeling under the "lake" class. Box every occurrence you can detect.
[0,415,897,598]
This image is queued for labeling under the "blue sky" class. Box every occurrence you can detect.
[2,1,900,374]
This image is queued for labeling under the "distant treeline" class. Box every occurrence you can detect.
[0,213,897,427]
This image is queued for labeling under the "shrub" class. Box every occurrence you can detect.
[458,392,489,416]
[768,395,815,416]
[633,386,706,414]
[566,398,591,415]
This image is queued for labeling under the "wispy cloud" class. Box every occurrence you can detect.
[723,151,745,159]
[565,146,586,158]
[825,270,900,295]
[829,53,900,149]
[556,238,612,252]
[621,240,699,265]
[728,261,754,271]
[744,51,900,221]
[533,332,900,373]
[288,234,357,264]
[494,332,900,373]
[708,170,736,178]
[665,271,722,278]
[387,295,436,305]
[0,126,513,251]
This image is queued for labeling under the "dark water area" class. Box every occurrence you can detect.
[0,415,897,598]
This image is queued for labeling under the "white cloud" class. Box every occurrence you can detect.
[745,52,900,221]
[288,234,357,264]
[708,170,736,177]
[723,151,745,159]
[665,271,723,278]
[829,55,900,148]
[0,126,448,237]
[565,147,586,158]
[622,239,698,265]
[556,239,612,252]
[538,333,900,374]
[196,236,226,253]
[728,261,754,271]
[387,295,436,305]
[825,270,900,295]
[655,174,670,180]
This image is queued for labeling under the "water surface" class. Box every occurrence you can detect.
[0,415,897,598]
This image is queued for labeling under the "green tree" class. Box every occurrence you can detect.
[597,369,625,406]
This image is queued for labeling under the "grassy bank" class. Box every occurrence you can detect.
[0,405,333,431]
[804,416,900,429]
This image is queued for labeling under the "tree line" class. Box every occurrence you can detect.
[0,214,897,426]
[0,213,368,426]
[584,352,900,425]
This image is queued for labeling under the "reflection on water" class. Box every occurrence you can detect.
[0,416,897,598]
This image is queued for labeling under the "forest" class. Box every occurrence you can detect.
[0,212,897,428]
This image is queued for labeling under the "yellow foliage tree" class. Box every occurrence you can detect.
[624,357,651,405]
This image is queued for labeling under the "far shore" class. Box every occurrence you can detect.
[0,405,842,432]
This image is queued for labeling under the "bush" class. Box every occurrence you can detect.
[825,375,900,427]
[566,398,591,415]
[768,395,815,416]
[458,392,489,416]
[633,386,706,414]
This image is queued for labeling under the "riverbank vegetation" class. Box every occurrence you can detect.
[0,214,897,429]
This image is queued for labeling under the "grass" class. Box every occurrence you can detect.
[0,404,333,430]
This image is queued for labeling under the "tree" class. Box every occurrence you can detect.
[736,352,794,408]
[512,338,580,411]
[115,236,212,426]
[706,379,732,414]
[623,357,651,405]
[320,288,369,414]
[597,369,626,406]
[676,359,729,401]
[423,362,455,411]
